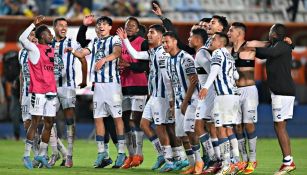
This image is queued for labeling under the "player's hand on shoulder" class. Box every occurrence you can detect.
[34,15,45,26]
[64,47,74,53]
[83,14,95,26]
[116,28,127,40]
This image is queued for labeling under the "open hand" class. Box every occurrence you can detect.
[83,14,95,26]
[199,88,208,100]
[116,28,127,40]
[152,2,162,16]
[34,15,45,26]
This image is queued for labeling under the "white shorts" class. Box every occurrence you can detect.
[122,95,147,112]
[235,86,258,124]
[175,100,197,137]
[271,93,295,122]
[29,93,57,117]
[56,87,76,110]
[195,86,215,121]
[175,109,186,137]
[21,95,31,121]
[93,82,123,118]
[142,97,170,125]
[213,95,240,127]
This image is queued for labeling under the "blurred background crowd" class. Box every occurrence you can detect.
[1,0,307,22]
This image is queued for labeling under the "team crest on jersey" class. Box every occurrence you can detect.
[54,53,64,78]
[95,48,106,63]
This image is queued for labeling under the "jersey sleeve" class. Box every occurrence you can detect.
[85,39,94,54]
[112,35,122,48]
[72,39,82,51]
[211,49,223,66]
[182,55,196,75]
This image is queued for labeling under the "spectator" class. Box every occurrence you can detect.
[34,0,52,15]
[65,0,91,19]
[0,0,20,15]
[111,0,139,17]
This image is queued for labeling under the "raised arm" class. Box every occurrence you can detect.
[77,15,94,47]
[18,15,45,65]
[117,28,150,60]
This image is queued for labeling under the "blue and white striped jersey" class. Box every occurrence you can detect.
[211,47,237,95]
[166,50,198,108]
[204,37,212,49]
[148,45,170,98]
[194,46,212,88]
[87,35,122,83]
[18,49,30,97]
[52,37,81,88]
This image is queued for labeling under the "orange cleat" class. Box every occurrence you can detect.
[130,155,143,167]
[194,161,204,174]
[121,156,133,169]
[180,166,195,174]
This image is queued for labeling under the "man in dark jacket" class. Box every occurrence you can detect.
[253,24,296,175]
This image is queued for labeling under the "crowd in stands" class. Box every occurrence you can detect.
[1,0,307,22]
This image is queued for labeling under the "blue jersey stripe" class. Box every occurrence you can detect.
[94,39,101,82]
[58,40,64,87]
[179,57,188,93]
[221,52,232,94]
[100,39,107,82]
[153,55,158,97]
[66,39,71,87]
[108,37,113,82]
[90,38,97,82]
[23,50,29,96]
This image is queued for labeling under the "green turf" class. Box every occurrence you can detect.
[0,139,306,175]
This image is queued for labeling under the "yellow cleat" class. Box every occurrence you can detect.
[243,161,257,174]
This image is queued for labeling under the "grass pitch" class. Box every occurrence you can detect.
[0,139,306,175]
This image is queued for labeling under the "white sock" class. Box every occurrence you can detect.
[135,130,144,156]
[24,139,33,157]
[283,155,293,166]
[219,138,231,165]
[32,132,40,156]
[200,133,217,161]
[163,145,173,164]
[96,135,105,153]
[149,135,164,156]
[49,125,58,155]
[248,136,257,162]
[212,138,221,160]
[66,124,74,156]
[117,135,126,154]
[238,138,248,162]
[57,138,67,158]
[39,142,48,156]
[192,144,203,162]
[125,131,135,156]
[172,147,181,161]
[229,134,240,163]
[185,149,195,166]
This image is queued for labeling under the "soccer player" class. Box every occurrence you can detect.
[117,25,176,172]
[67,16,126,168]
[247,24,296,175]
[163,31,204,174]
[19,15,57,169]
[199,32,240,175]
[47,17,88,168]
[198,18,211,31]
[206,15,229,48]
[18,28,40,167]
[188,28,221,174]
[227,22,258,174]
[119,16,149,169]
